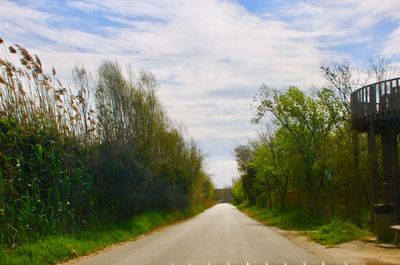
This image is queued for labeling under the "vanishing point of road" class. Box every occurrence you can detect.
[74,204,321,265]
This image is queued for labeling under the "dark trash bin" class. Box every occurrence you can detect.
[374,203,395,242]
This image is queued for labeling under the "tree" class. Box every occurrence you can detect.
[252,86,337,212]
[234,144,257,205]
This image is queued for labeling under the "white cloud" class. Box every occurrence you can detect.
[382,28,400,57]
[207,159,238,188]
[1,0,399,187]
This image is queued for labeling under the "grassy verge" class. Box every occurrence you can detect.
[309,220,369,245]
[0,205,209,265]
[237,204,370,245]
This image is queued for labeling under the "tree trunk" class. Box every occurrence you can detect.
[352,130,361,227]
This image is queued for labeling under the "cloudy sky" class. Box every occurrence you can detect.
[1,0,400,187]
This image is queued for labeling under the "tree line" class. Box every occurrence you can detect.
[232,57,397,226]
[0,38,214,247]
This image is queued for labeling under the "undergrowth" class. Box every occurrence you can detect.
[310,220,369,245]
[238,204,323,230]
[238,204,370,245]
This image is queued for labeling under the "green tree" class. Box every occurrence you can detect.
[252,86,337,212]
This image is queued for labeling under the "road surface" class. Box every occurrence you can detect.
[74,204,321,265]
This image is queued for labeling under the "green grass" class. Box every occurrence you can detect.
[0,205,208,265]
[238,204,322,231]
[238,204,370,245]
[310,220,369,245]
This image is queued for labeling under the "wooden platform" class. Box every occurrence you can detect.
[351,77,400,132]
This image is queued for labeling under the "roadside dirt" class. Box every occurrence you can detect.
[273,227,400,265]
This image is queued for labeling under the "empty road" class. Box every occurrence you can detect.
[74,204,321,265]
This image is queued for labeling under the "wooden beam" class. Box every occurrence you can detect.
[382,130,392,203]
[392,130,400,223]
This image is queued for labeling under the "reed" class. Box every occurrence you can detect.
[0,38,214,248]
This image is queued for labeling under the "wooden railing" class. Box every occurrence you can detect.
[351,77,400,130]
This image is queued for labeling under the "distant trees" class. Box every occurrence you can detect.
[0,38,214,247]
[213,188,233,202]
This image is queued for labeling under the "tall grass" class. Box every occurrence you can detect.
[0,39,95,140]
[0,39,97,247]
[0,37,214,248]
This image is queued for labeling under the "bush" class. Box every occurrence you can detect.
[311,220,369,245]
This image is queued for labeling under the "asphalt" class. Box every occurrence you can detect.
[74,203,322,265]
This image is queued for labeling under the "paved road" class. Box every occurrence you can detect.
[76,204,321,265]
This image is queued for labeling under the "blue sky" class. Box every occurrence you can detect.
[1,0,400,187]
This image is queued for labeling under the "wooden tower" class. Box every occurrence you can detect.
[351,77,400,223]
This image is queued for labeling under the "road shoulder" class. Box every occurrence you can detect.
[240,211,400,265]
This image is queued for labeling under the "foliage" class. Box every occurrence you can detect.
[0,37,214,248]
[231,178,245,204]
[238,86,343,213]
[233,58,399,236]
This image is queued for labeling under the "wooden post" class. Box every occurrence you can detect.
[368,85,379,205]
[368,124,378,225]
[389,129,400,223]
[397,132,400,223]
[382,130,392,203]
[381,128,398,204]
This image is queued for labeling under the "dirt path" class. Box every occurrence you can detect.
[275,228,400,265]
